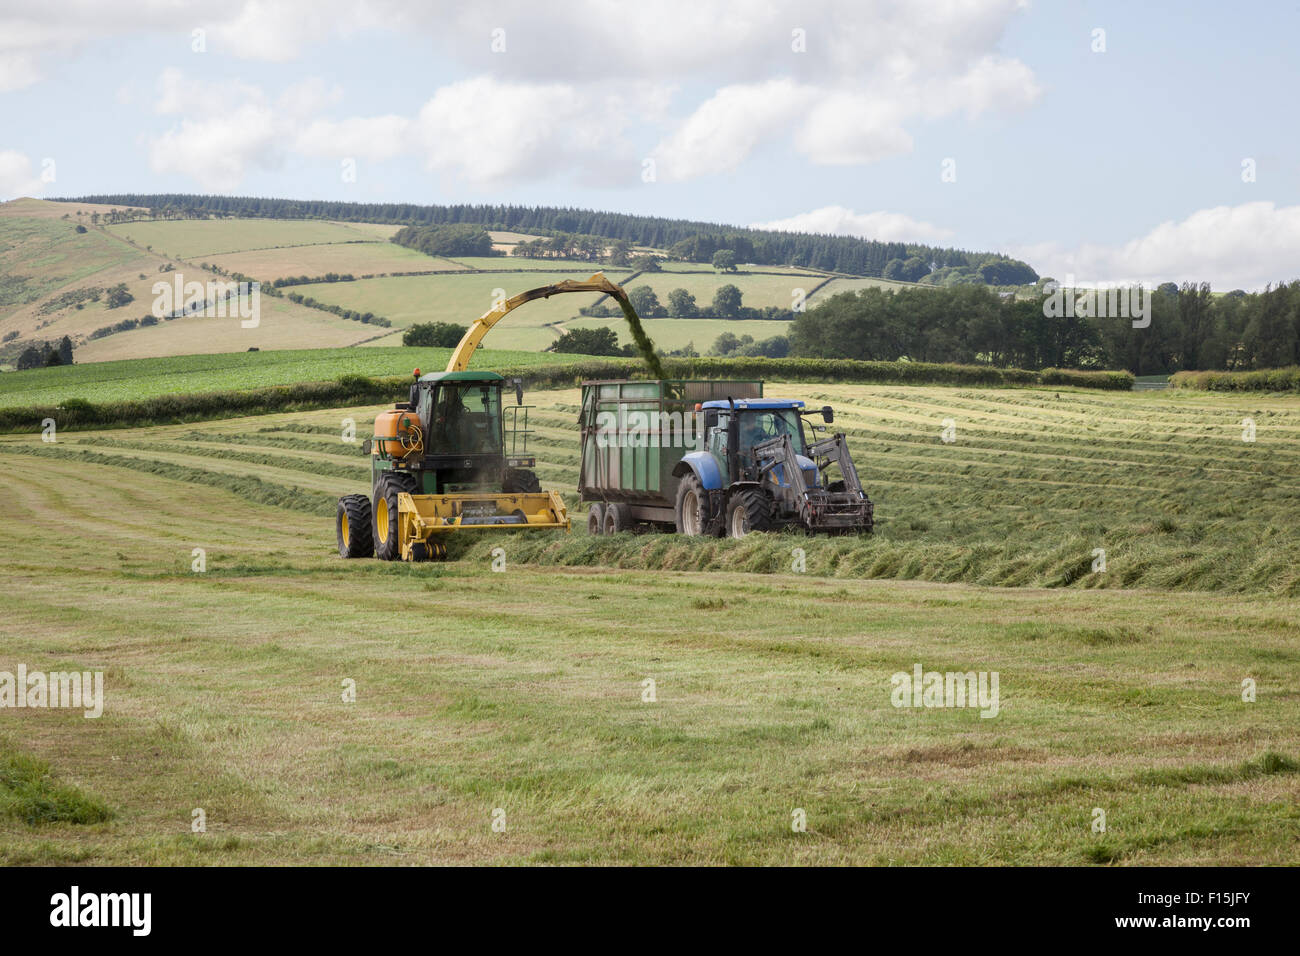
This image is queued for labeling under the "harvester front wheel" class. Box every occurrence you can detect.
[336,494,374,558]
[674,473,711,537]
[727,489,773,538]
[503,468,541,494]
[373,474,414,561]
[587,502,606,535]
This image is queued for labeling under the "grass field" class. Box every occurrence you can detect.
[1,206,945,365]
[0,380,1297,864]
[293,272,616,331]
[201,242,452,281]
[105,219,388,259]
[0,204,403,360]
[0,347,574,408]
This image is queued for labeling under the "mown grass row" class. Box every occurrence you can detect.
[0,358,1134,434]
[0,444,339,515]
[1172,366,1300,391]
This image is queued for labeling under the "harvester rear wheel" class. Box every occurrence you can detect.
[587,502,606,535]
[336,494,374,558]
[503,468,541,494]
[604,502,631,535]
[373,473,416,561]
[726,489,773,538]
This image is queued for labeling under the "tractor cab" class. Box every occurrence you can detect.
[700,398,822,488]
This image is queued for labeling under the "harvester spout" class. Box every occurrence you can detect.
[445,272,628,373]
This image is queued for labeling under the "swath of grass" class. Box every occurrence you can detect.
[0,742,113,826]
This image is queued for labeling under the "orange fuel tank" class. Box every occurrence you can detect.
[373,409,422,458]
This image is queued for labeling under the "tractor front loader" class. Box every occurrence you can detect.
[336,273,635,561]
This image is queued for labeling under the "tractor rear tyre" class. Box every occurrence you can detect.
[587,502,606,535]
[604,502,631,535]
[727,489,774,538]
[336,494,374,558]
[503,467,541,494]
[373,473,416,561]
[675,473,713,537]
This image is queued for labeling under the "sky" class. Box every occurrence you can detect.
[2,0,1298,289]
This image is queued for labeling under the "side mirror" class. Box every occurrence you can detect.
[514,378,524,406]
[822,406,834,424]
[361,439,373,455]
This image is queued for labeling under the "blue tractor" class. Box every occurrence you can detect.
[671,397,873,538]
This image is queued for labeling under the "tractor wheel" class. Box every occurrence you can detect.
[726,489,774,538]
[336,494,373,558]
[587,502,606,535]
[674,473,712,537]
[503,467,541,494]
[372,473,415,561]
[604,502,631,535]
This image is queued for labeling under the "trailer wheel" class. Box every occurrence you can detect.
[587,502,606,535]
[726,489,773,538]
[604,502,631,535]
[336,494,374,558]
[675,473,711,537]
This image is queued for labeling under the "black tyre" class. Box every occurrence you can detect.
[336,494,374,558]
[674,473,713,537]
[587,502,606,535]
[726,488,774,538]
[603,502,631,535]
[503,467,541,494]
[372,472,416,561]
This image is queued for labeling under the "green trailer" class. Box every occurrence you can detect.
[578,379,762,533]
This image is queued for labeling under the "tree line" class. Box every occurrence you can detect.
[790,281,1300,374]
[68,194,1036,285]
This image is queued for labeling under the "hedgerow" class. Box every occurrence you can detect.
[0,359,1133,433]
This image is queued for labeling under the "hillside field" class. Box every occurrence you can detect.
[1,201,935,364]
[0,381,1296,864]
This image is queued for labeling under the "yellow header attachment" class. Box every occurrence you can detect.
[445,272,628,373]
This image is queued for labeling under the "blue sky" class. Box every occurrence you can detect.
[2,0,1298,288]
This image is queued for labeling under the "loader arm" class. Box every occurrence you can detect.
[446,272,630,373]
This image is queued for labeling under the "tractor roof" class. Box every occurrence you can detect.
[700,398,805,410]
[417,370,505,383]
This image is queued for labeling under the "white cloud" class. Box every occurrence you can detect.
[412,76,637,186]
[154,67,266,116]
[0,52,39,92]
[6,1,1040,190]
[1011,202,1300,292]
[752,206,955,243]
[0,149,46,199]
[148,105,280,192]
[295,115,411,162]
[652,79,812,181]
[648,3,1040,179]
